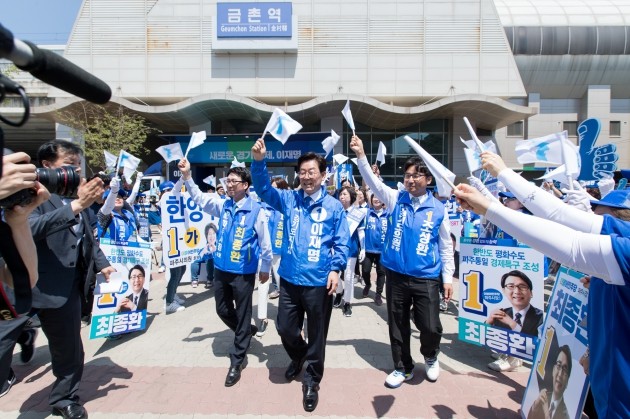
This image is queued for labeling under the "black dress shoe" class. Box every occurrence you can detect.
[284,358,305,381]
[302,384,319,412]
[225,365,242,387]
[52,403,88,419]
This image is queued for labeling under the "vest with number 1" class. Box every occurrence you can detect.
[214,197,262,275]
[382,191,444,279]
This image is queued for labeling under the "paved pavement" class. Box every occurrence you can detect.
[1,254,533,418]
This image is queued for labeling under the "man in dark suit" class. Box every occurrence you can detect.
[115,264,149,312]
[19,140,113,419]
[487,269,543,372]
[486,269,543,337]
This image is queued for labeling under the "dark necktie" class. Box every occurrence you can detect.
[514,313,522,326]
[305,196,312,207]
[134,295,139,306]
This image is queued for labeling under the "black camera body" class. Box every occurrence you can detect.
[0,166,82,208]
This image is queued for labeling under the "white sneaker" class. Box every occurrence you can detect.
[158,266,166,273]
[165,301,185,314]
[488,355,522,372]
[384,370,414,388]
[425,357,440,382]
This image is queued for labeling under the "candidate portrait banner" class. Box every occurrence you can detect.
[335,163,353,189]
[346,206,367,235]
[90,239,152,339]
[521,266,589,419]
[160,191,214,270]
[458,238,545,361]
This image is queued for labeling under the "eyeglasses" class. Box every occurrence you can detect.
[225,179,245,185]
[298,170,321,178]
[504,284,530,292]
[553,361,570,376]
[403,173,426,180]
[130,274,145,279]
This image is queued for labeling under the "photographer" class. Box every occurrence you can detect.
[1,152,50,398]
[2,140,114,419]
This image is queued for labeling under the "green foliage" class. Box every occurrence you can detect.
[57,103,158,170]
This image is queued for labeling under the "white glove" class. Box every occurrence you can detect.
[358,249,365,263]
[135,171,144,180]
[598,176,615,199]
[467,176,501,204]
[109,177,121,194]
[562,184,593,213]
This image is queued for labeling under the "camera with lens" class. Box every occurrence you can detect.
[0,166,82,209]
[87,172,112,186]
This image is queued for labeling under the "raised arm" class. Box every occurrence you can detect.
[349,135,398,209]
[178,157,224,217]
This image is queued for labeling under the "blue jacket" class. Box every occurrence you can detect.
[382,191,445,279]
[98,208,137,242]
[365,208,388,254]
[214,198,263,275]
[262,202,284,255]
[252,160,350,287]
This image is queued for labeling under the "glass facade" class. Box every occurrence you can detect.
[342,119,450,186]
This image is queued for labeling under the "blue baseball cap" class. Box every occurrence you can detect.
[159,181,175,192]
[591,190,630,210]
[499,191,516,199]
[102,188,128,200]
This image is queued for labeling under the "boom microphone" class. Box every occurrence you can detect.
[0,23,112,104]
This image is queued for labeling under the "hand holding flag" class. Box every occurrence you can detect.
[263,109,302,145]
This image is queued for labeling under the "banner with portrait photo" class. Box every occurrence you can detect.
[160,191,214,270]
[90,239,152,339]
[521,266,589,419]
[458,238,546,361]
[335,163,353,189]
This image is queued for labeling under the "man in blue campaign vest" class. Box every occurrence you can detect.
[361,194,389,306]
[177,158,272,388]
[350,135,455,388]
[251,139,350,413]
[97,177,138,242]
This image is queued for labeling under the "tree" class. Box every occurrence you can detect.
[57,103,159,172]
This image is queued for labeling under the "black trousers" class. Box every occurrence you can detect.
[213,268,255,367]
[276,279,333,387]
[386,269,442,372]
[0,314,30,393]
[361,252,386,295]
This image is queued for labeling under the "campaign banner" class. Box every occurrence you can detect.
[346,206,367,236]
[458,238,545,361]
[90,239,152,339]
[160,191,214,270]
[521,266,589,419]
[335,163,353,190]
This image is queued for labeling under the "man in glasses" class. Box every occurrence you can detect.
[528,345,572,419]
[349,135,455,388]
[177,158,272,388]
[251,140,349,412]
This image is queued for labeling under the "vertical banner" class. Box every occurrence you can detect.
[458,238,545,361]
[445,198,462,251]
[521,266,589,419]
[160,191,214,270]
[90,239,152,339]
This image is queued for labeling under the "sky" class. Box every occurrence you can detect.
[1,0,84,45]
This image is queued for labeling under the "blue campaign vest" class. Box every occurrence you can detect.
[263,203,284,255]
[214,197,262,275]
[99,209,137,242]
[587,216,630,418]
[382,191,444,278]
[365,209,388,254]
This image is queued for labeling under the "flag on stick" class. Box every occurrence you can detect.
[184,131,207,158]
[263,109,303,145]
[404,136,456,197]
[321,129,340,157]
[342,100,355,133]
[156,143,184,163]
[375,141,387,166]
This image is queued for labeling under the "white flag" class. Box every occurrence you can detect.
[332,153,349,166]
[321,129,340,157]
[203,175,216,187]
[537,165,570,187]
[560,135,580,178]
[117,150,141,180]
[461,137,497,173]
[156,143,184,163]
[231,157,246,168]
[463,117,486,153]
[264,109,302,145]
[184,131,207,158]
[404,136,456,198]
[376,141,387,166]
[104,150,117,170]
[350,157,358,166]
[342,100,355,132]
[515,131,567,165]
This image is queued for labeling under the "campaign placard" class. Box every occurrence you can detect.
[458,238,545,361]
[90,239,152,339]
[160,191,214,269]
[521,266,589,419]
